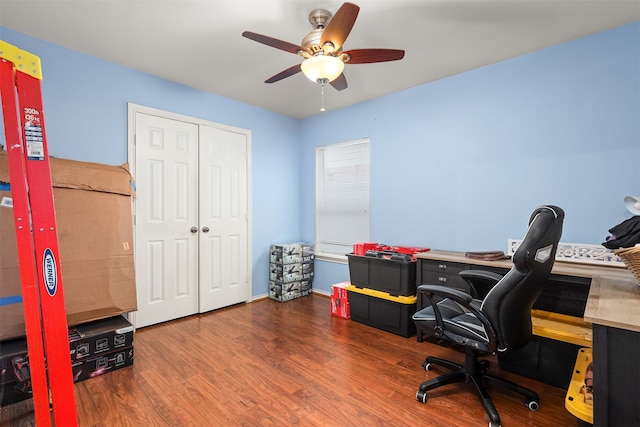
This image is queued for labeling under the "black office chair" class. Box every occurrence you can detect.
[412,205,564,427]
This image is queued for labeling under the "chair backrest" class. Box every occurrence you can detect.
[480,205,564,350]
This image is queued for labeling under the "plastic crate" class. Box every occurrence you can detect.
[346,285,416,337]
[347,252,417,296]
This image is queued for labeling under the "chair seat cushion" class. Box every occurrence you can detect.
[412,298,490,346]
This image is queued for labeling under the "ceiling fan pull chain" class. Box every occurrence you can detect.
[320,82,326,112]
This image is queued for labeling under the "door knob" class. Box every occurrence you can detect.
[202,226,210,233]
[190,226,198,233]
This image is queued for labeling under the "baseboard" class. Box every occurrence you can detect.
[250,288,330,302]
[312,289,330,297]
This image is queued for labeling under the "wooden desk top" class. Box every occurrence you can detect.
[414,250,633,280]
[415,250,640,332]
[584,275,640,333]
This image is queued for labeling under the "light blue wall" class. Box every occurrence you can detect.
[0,27,303,298]
[302,22,640,293]
[2,22,639,298]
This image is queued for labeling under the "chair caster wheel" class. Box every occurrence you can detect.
[489,422,501,427]
[423,363,433,371]
[416,390,427,403]
[525,398,539,411]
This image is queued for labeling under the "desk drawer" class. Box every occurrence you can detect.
[420,271,469,293]
[420,260,467,275]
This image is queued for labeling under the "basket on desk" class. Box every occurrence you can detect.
[614,246,640,284]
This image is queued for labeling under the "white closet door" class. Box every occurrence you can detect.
[198,125,249,312]
[134,113,199,328]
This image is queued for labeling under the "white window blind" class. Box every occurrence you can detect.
[316,138,370,256]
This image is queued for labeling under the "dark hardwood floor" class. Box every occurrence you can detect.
[1,294,579,426]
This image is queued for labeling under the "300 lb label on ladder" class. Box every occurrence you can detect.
[24,122,45,160]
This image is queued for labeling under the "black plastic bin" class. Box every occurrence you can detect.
[346,285,416,337]
[347,251,416,296]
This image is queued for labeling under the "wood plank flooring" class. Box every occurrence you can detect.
[1,294,580,426]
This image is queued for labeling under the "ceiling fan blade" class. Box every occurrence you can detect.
[242,31,308,55]
[330,73,348,91]
[265,64,302,83]
[342,48,405,64]
[320,3,360,51]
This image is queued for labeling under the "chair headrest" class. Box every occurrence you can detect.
[515,205,564,268]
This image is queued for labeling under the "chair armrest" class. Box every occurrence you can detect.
[416,284,473,303]
[459,269,504,299]
[459,269,504,283]
[416,283,498,350]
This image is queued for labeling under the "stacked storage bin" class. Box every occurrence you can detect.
[269,243,315,302]
[346,244,428,337]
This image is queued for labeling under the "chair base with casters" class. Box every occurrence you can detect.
[415,347,539,427]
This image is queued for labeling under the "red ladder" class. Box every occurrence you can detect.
[1,40,78,426]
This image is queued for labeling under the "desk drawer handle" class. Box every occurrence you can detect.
[438,277,447,282]
[438,264,447,270]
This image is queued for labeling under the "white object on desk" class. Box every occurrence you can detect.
[507,239,625,267]
[624,195,640,215]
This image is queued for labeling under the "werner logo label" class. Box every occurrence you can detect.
[42,248,57,296]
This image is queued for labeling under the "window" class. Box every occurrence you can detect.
[316,138,370,257]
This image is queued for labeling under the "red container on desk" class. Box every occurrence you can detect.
[353,243,385,256]
[352,243,430,259]
[386,246,430,260]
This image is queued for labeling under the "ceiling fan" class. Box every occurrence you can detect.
[242,2,405,91]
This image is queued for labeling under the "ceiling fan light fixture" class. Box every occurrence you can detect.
[301,55,344,84]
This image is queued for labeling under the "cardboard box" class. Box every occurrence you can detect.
[269,261,314,283]
[330,281,351,319]
[268,242,314,302]
[1,347,133,406]
[71,346,134,383]
[0,315,134,406]
[0,151,137,340]
[68,315,134,361]
[268,279,313,302]
[269,243,315,264]
[0,337,33,406]
[300,279,312,294]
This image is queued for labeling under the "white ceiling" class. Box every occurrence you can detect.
[1,0,638,119]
